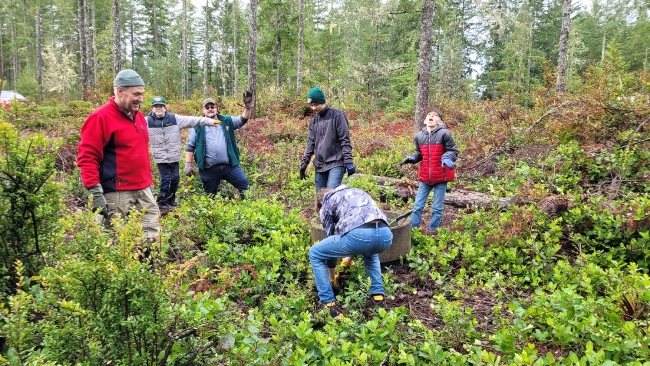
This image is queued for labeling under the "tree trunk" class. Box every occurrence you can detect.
[35,5,42,88]
[369,22,379,106]
[21,0,31,68]
[0,24,5,83]
[415,0,435,129]
[85,0,93,89]
[232,0,238,96]
[296,0,304,95]
[78,0,89,100]
[247,0,258,107]
[275,6,282,88]
[90,0,97,88]
[601,33,605,62]
[327,0,333,89]
[153,0,159,58]
[11,10,19,88]
[203,0,210,96]
[555,0,571,93]
[220,50,227,95]
[112,0,122,75]
[182,0,188,100]
[129,15,134,66]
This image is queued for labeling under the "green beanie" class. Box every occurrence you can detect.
[113,69,145,87]
[307,87,326,104]
[151,96,166,106]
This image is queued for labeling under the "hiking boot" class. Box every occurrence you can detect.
[324,301,346,319]
[366,294,386,309]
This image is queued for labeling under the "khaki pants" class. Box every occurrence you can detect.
[97,187,161,240]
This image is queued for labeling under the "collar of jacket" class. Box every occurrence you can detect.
[148,110,169,119]
[110,96,139,122]
[317,105,330,117]
[421,123,446,133]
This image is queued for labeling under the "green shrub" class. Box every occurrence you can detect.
[0,126,62,299]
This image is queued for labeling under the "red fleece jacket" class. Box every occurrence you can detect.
[77,96,153,192]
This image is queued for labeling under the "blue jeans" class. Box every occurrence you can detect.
[411,182,447,230]
[309,226,393,304]
[314,166,345,192]
[199,164,249,198]
[156,162,180,206]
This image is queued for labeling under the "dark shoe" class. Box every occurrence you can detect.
[366,294,386,309]
[324,301,346,319]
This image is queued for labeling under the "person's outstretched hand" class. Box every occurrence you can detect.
[399,157,415,166]
[243,90,254,110]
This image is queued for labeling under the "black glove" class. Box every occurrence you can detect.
[299,167,307,180]
[399,157,415,166]
[346,163,356,176]
[243,90,254,109]
[89,184,106,209]
[88,184,108,218]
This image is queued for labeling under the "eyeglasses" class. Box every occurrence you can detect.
[204,105,216,110]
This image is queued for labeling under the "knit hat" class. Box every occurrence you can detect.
[113,69,145,87]
[202,98,217,107]
[307,87,326,105]
[151,96,166,106]
[424,106,443,120]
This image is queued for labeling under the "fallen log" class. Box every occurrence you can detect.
[349,173,521,210]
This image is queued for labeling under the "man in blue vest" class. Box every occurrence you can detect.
[185,92,253,199]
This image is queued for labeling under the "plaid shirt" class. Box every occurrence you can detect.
[320,185,388,236]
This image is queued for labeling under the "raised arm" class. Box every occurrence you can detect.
[176,115,220,129]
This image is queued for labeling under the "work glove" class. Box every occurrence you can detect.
[299,167,307,180]
[399,157,415,166]
[184,161,196,176]
[243,90,254,110]
[346,163,356,176]
[88,184,107,217]
[441,157,455,169]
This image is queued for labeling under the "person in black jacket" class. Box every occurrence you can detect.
[299,87,355,192]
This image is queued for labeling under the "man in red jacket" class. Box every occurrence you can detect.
[77,69,160,242]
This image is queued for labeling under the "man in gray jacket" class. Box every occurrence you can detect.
[147,96,218,210]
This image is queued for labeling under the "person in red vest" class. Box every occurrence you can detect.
[399,106,459,232]
[77,69,160,242]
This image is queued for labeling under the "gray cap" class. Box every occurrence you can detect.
[113,69,145,87]
[202,98,217,107]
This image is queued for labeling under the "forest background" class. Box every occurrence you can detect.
[0,0,649,364]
